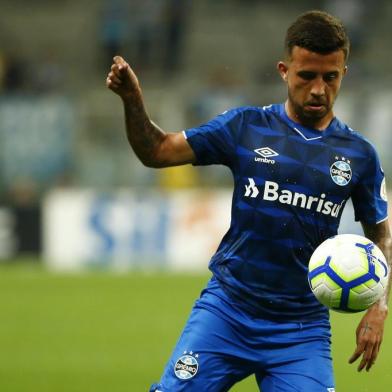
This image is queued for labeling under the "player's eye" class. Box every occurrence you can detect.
[323,72,339,82]
[297,71,316,80]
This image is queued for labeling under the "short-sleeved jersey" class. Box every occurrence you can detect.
[184,103,388,322]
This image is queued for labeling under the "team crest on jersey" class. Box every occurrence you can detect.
[174,351,199,380]
[330,157,352,186]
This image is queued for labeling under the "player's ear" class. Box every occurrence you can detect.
[277,61,288,82]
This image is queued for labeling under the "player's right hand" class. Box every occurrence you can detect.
[106,56,141,100]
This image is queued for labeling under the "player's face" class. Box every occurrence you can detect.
[277,46,347,129]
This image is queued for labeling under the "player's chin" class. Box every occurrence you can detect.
[303,105,328,119]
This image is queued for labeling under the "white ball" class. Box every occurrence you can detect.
[308,234,389,312]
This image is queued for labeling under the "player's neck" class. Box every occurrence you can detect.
[284,101,334,131]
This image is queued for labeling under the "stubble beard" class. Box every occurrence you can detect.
[288,93,332,129]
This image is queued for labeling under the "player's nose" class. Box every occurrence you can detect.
[310,77,326,97]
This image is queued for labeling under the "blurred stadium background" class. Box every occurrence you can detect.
[1,0,392,391]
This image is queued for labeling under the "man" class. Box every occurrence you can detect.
[107,10,391,392]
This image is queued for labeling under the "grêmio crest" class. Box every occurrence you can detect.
[330,156,352,186]
[174,351,199,380]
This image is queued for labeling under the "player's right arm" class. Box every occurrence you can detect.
[106,56,196,168]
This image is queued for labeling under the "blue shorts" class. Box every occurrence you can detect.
[150,278,335,392]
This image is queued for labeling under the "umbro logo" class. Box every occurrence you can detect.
[254,147,279,158]
[254,147,278,164]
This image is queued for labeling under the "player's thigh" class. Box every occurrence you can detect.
[150,306,253,392]
[256,346,335,392]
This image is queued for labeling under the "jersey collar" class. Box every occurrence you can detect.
[277,103,339,140]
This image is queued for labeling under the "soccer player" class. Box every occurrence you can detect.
[106,10,391,392]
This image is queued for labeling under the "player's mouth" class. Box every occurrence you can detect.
[304,102,326,112]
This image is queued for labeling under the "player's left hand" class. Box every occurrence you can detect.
[348,301,388,372]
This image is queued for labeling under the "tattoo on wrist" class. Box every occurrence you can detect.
[363,322,373,334]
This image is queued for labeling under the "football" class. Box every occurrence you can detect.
[308,234,389,312]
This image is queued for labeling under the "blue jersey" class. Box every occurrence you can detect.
[184,103,388,322]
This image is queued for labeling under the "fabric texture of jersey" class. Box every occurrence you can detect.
[184,103,388,322]
[150,278,335,392]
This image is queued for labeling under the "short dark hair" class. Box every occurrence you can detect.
[285,10,350,60]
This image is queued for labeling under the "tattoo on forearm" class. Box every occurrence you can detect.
[122,93,165,165]
[363,221,392,304]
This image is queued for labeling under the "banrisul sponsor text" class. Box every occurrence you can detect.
[244,179,344,218]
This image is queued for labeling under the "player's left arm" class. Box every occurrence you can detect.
[349,219,392,372]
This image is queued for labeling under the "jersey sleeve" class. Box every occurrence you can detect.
[351,144,388,224]
[183,108,245,167]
